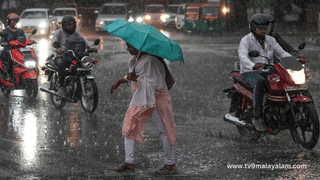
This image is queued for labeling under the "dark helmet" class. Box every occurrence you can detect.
[264,14,274,23]
[7,13,20,25]
[249,13,269,33]
[264,14,275,34]
[62,15,77,35]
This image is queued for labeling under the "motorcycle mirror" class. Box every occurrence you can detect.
[298,42,306,50]
[31,29,37,35]
[53,41,61,48]
[94,39,100,45]
[248,50,260,57]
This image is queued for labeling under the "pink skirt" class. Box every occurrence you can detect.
[122,84,176,146]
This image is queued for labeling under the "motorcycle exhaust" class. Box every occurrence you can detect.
[224,114,246,127]
[40,86,67,99]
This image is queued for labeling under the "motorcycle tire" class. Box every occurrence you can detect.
[80,79,98,113]
[289,102,319,149]
[50,73,66,109]
[233,93,262,140]
[237,124,262,141]
[1,87,11,98]
[26,79,38,98]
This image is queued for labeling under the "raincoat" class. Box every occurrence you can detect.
[122,54,176,146]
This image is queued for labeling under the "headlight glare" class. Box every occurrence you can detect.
[128,16,134,22]
[25,61,36,68]
[161,14,170,22]
[144,15,151,20]
[39,21,47,28]
[287,69,306,84]
[136,17,143,23]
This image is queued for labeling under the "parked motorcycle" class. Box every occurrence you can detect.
[40,39,100,113]
[223,43,319,149]
[0,29,38,98]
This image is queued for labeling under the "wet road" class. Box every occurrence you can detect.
[1,27,320,179]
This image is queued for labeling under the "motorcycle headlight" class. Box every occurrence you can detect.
[81,57,93,69]
[25,61,36,68]
[287,69,306,84]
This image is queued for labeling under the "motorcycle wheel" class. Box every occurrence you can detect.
[50,73,66,109]
[233,93,262,140]
[80,79,98,113]
[1,87,11,98]
[289,102,319,149]
[237,125,262,140]
[26,79,38,98]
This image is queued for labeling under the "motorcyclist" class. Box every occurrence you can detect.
[0,13,26,82]
[238,13,308,131]
[51,15,97,95]
[264,13,308,63]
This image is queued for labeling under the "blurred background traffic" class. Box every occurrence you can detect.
[0,0,319,36]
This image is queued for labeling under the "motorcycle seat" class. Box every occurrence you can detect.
[233,76,253,92]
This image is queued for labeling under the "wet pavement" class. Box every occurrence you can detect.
[1,27,320,179]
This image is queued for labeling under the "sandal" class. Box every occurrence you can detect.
[155,164,177,175]
[114,162,135,173]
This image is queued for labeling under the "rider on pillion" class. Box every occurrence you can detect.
[51,15,98,95]
[264,13,307,63]
[0,13,26,84]
[238,14,308,131]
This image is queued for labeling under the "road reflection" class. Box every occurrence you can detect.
[8,95,40,170]
[21,112,38,169]
[65,111,81,148]
[36,38,50,67]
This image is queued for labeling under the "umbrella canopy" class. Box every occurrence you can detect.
[102,19,184,63]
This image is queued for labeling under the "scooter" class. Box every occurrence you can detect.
[0,29,38,98]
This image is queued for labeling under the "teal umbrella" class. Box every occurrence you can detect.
[102,19,184,63]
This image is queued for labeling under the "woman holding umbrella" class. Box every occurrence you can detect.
[110,42,176,175]
[104,19,183,175]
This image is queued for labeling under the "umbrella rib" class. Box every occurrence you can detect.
[139,29,150,52]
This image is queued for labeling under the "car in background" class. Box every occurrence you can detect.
[143,4,166,27]
[53,7,82,30]
[17,8,58,36]
[0,20,5,31]
[163,4,180,27]
[95,3,128,32]
[175,4,187,30]
[127,3,144,24]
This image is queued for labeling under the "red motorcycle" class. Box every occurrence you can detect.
[223,43,319,149]
[0,29,38,98]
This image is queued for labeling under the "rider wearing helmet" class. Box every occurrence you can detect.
[238,13,293,131]
[51,15,98,95]
[265,13,307,63]
[0,13,26,83]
